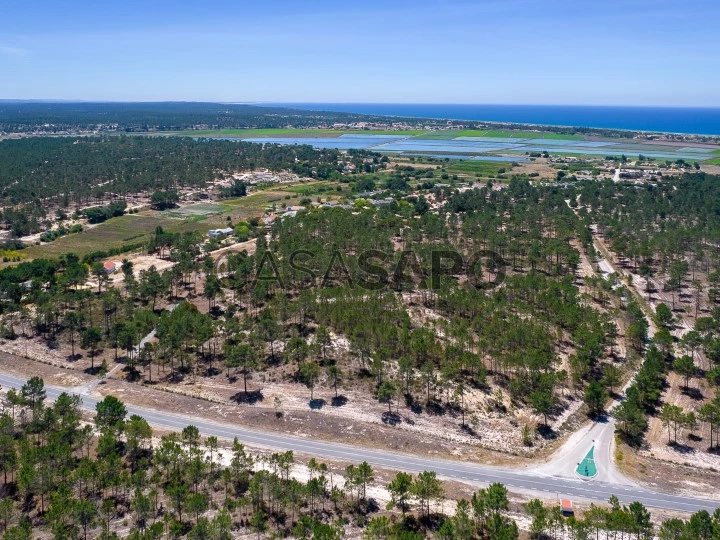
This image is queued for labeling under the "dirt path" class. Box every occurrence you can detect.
[559,199,720,497]
[541,201,658,484]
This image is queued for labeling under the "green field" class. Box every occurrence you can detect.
[172,128,423,138]
[445,159,510,176]
[218,190,290,219]
[21,190,292,260]
[22,215,207,259]
[707,157,720,165]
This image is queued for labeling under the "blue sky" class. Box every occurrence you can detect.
[1,0,719,106]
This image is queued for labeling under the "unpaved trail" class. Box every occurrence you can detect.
[542,200,660,484]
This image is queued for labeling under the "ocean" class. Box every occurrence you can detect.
[269,103,720,136]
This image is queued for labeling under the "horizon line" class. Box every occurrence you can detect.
[2,99,720,110]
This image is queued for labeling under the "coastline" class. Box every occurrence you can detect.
[264,102,720,137]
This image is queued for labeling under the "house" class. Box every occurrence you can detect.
[370,198,394,206]
[103,261,117,274]
[207,227,234,238]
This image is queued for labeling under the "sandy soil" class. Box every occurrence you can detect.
[0,352,530,467]
[120,365,544,460]
[122,252,175,276]
[587,228,720,493]
[618,442,720,501]
[511,158,558,179]
[0,289,585,462]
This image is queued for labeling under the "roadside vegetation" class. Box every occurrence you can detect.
[0,376,717,539]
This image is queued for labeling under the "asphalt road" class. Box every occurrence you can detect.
[1,372,717,514]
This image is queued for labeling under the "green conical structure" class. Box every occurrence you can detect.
[575,446,598,479]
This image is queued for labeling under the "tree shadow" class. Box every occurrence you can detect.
[668,441,695,454]
[588,412,610,423]
[682,387,704,401]
[405,393,423,415]
[398,515,423,534]
[125,368,142,382]
[468,378,489,392]
[424,400,445,416]
[0,481,17,500]
[209,306,224,317]
[309,398,326,410]
[168,372,186,384]
[84,365,103,376]
[537,424,557,440]
[231,390,264,405]
[418,513,445,530]
[382,411,402,426]
[445,402,462,416]
[204,366,222,377]
[331,395,348,407]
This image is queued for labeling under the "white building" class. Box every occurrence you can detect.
[207,227,234,238]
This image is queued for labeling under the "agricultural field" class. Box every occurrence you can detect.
[444,159,511,176]
[417,129,584,140]
[241,131,719,162]
[173,128,425,138]
[459,130,584,140]
[17,190,296,261]
[414,130,470,140]
[20,215,191,259]
[161,202,232,218]
[273,181,348,197]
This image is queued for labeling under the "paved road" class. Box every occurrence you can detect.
[0,372,716,513]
